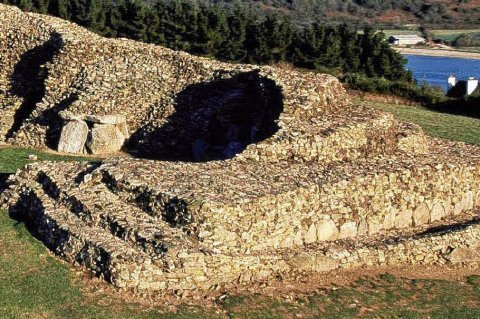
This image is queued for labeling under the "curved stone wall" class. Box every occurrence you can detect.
[0,4,349,160]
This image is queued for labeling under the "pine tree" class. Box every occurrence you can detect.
[218,6,249,62]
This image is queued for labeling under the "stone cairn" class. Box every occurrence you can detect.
[57,111,129,155]
[1,4,480,294]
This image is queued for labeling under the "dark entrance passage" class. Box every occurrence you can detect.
[128,71,284,162]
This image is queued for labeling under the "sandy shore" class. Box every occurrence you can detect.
[396,47,480,60]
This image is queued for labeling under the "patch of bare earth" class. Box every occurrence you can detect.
[70,258,480,312]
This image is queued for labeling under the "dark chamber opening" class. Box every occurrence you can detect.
[128,71,284,162]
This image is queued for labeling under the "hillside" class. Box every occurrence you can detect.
[4,0,480,34]
[198,0,480,28]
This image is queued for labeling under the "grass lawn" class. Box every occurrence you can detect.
[366,101,480,145]
[380,28,480,43]
[430,29,480,43]
[0,147,93,174]
[1,106,480,318]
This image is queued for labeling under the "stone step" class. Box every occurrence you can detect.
[33,164,196,258]
[99,139,480,255]
[4,159,480,292]
[8,182,166,290]
[237,105,427,164]
[286,208,480,274]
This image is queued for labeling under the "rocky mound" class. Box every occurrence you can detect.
[0,4,347,158]
[1,4,480,293]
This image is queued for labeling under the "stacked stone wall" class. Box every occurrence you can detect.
[100,141,480,255]
[3,157,480,291]
[0,10,55,138]
[0,4,350,157]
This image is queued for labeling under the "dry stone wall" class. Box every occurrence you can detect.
[0,4,349,158]
[1,4,480,294]
[0,8,55,139]
[99,139,480,255]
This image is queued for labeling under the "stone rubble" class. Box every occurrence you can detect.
[1,4,480,293]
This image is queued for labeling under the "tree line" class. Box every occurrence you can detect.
[1,0,411,81]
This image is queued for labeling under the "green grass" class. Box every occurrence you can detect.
[0,206,216,318]
[0,206,218,318]
[366,101,480,145]
[1,111,480,318]
[0,147,91,174]
[431,29,480,43]
[380,28,480,43]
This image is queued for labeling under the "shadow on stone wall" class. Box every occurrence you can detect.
[127,71,284,162]
[5,32,63,140]
[8,190,112,280]
[41,93,79,149]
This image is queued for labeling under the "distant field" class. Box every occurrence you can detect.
[382,29,421,37]
[431,29,480,35]
[381,29,480,43]
[431,29,480,42]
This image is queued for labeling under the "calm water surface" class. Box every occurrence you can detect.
[404,55,480,91]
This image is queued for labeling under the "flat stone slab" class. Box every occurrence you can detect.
[57,111,128,154]
[59,111,127,125]
[87,124,125,154]
[57,120,88,154]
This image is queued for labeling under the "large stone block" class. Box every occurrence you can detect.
[383,211,396,230]
[430,202,446,222]
[395,210,412,228]
[454,199,465,216]
[57,120,89,154]
[117,121,130,139]
[464,191,474,210]
[286,252,338,272]
[316,219,338,241]
[87,124,126,154]
[304,223,317,244]
[413,203,430,226]
[448,246,480,264]
[339,221,357,239]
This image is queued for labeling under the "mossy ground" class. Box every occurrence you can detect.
[1,102,480,318]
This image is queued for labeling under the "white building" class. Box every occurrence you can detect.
[448,75,457,88]
[388,35,426,46]
[467,77,479,96]
[447,76,479,97]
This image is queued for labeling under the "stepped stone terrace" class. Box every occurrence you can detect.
[1,4,480,293]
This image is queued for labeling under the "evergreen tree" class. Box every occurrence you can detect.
[0,0,412,82]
